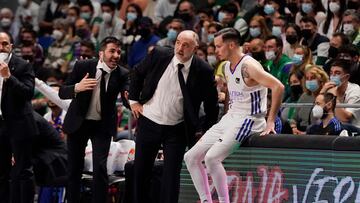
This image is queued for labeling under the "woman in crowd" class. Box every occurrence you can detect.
[283,23,301,58]
[295,0,326,26]
[318,0,346,39]
[290,65,329,135]
[247,15,271,41]
[290,45,313,73]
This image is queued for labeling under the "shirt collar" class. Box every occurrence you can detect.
[96,59,116,74]
[173,55,193,70]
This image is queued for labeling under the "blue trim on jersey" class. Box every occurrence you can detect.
[329,117,341,132]
[275,117,282,134]
[250,90,262,115]
[236,119,254,143]
[230,55,246,75]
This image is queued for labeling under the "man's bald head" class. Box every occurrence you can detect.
[175,30,199,63]
[249,38,264,52]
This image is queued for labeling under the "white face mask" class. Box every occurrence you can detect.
[52,29,63,41]
[265,50,276,60]
[312,105,324,119]
[0,52,9,63]
[18,0,27,6]
[102,12,112,23]
[329,2,340,13]
[343,23,355,35]
[207,55,217,66]
[0,18,12,28]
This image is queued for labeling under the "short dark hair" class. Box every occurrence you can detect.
[265,35,283,48]
[79,1,94,12]
[300,16,317,26]
[331,59,352,74]
[99,36,121,51]
[214,28,242,45]
[323,92,336,111]
[332,32,350,45]
[338,44,359,58]
[219,2,239,18]
[101,1,116,11]
[80,40,95,51]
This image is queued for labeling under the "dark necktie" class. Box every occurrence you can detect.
[100,68,107,113]
[177,63,197,126]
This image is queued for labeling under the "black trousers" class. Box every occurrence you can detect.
[66,120,112,203]
[0,120,34,203]
[134,116,187,203]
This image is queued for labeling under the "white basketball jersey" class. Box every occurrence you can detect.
[224,55,267,116]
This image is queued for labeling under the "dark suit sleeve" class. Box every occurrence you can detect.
[201,66,219,132]
[59,60,83,99]
[5,62,34,100]
[119,67,130,108]
[129,48,156,101]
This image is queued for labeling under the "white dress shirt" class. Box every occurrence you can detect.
[138,56,192,125]
[85,60,115,120]
[0,53,12,116]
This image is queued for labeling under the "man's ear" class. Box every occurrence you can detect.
[99,51,103,62]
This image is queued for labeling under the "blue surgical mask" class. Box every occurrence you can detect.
[167,29,177,41]
[264,4,275,15]
[305,79,319,92]
[218,11,226,22]
[80,12,91,21]
[126,12,137,21]
[291,54,303,65]
[330,75,342,86]
[272,26,282,37]
[301,3,313,14]
[249,27,261,37]
[207,34,214,43]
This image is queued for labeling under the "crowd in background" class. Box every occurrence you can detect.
[1,0,360,140]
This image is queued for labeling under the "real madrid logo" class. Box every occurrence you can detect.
[235,77,240,84]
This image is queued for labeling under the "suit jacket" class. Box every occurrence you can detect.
[1,55,37,139]
[59,59,129,136]
[129,46,219,146]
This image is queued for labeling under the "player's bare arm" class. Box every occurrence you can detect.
[244,59,285,135]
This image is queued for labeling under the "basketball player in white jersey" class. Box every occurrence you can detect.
[184,28,285,203]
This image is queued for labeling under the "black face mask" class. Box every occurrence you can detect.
[287,2,299,13]
[251,51,266,62]
[22,55,34,63]
[301,29,313,40]
[138,28,151,39]
[290,84,303,100]
[286,35,298,45]
[21,39,33,46]
[328,46,338,59]
[322,107,329,119]
[178,12,192,22]
[76,28,89,39]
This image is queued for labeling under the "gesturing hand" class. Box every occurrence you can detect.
[130,103,143,119]
[75,73,97,93]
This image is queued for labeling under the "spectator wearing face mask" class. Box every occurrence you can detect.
[71,18,98,60]
[97,1,124,42]
[201,22,223,45]
[157,18,185,48]
[264,35,293,89]
[127,17,160,68]
[318,0,346,39]
[283,23,301,58]
[79,1,102,38]
[38,0,68,36]
[290,65,329,135]
[336,44,360,85]
[299,16,330,65]
[272,17,287,50]
[217,2,239,28]
[295,0,326,26]
[15,0,40,32]
[323,32,350,73]
[307,92,342,135]
[44,18,72,73]
[247,15,271,42]
[320,59,360,129]
[281,70,304,133]
[342,9,360,50]
[0,8,20,43]
[249,38,268,70]
[290,45,313,73]
[174,0,197,30]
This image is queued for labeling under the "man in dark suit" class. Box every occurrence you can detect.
[59,36,129,203]
[0,32,37,203]
[129,30,219,203]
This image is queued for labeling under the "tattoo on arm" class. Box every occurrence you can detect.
[242,64,250,78]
